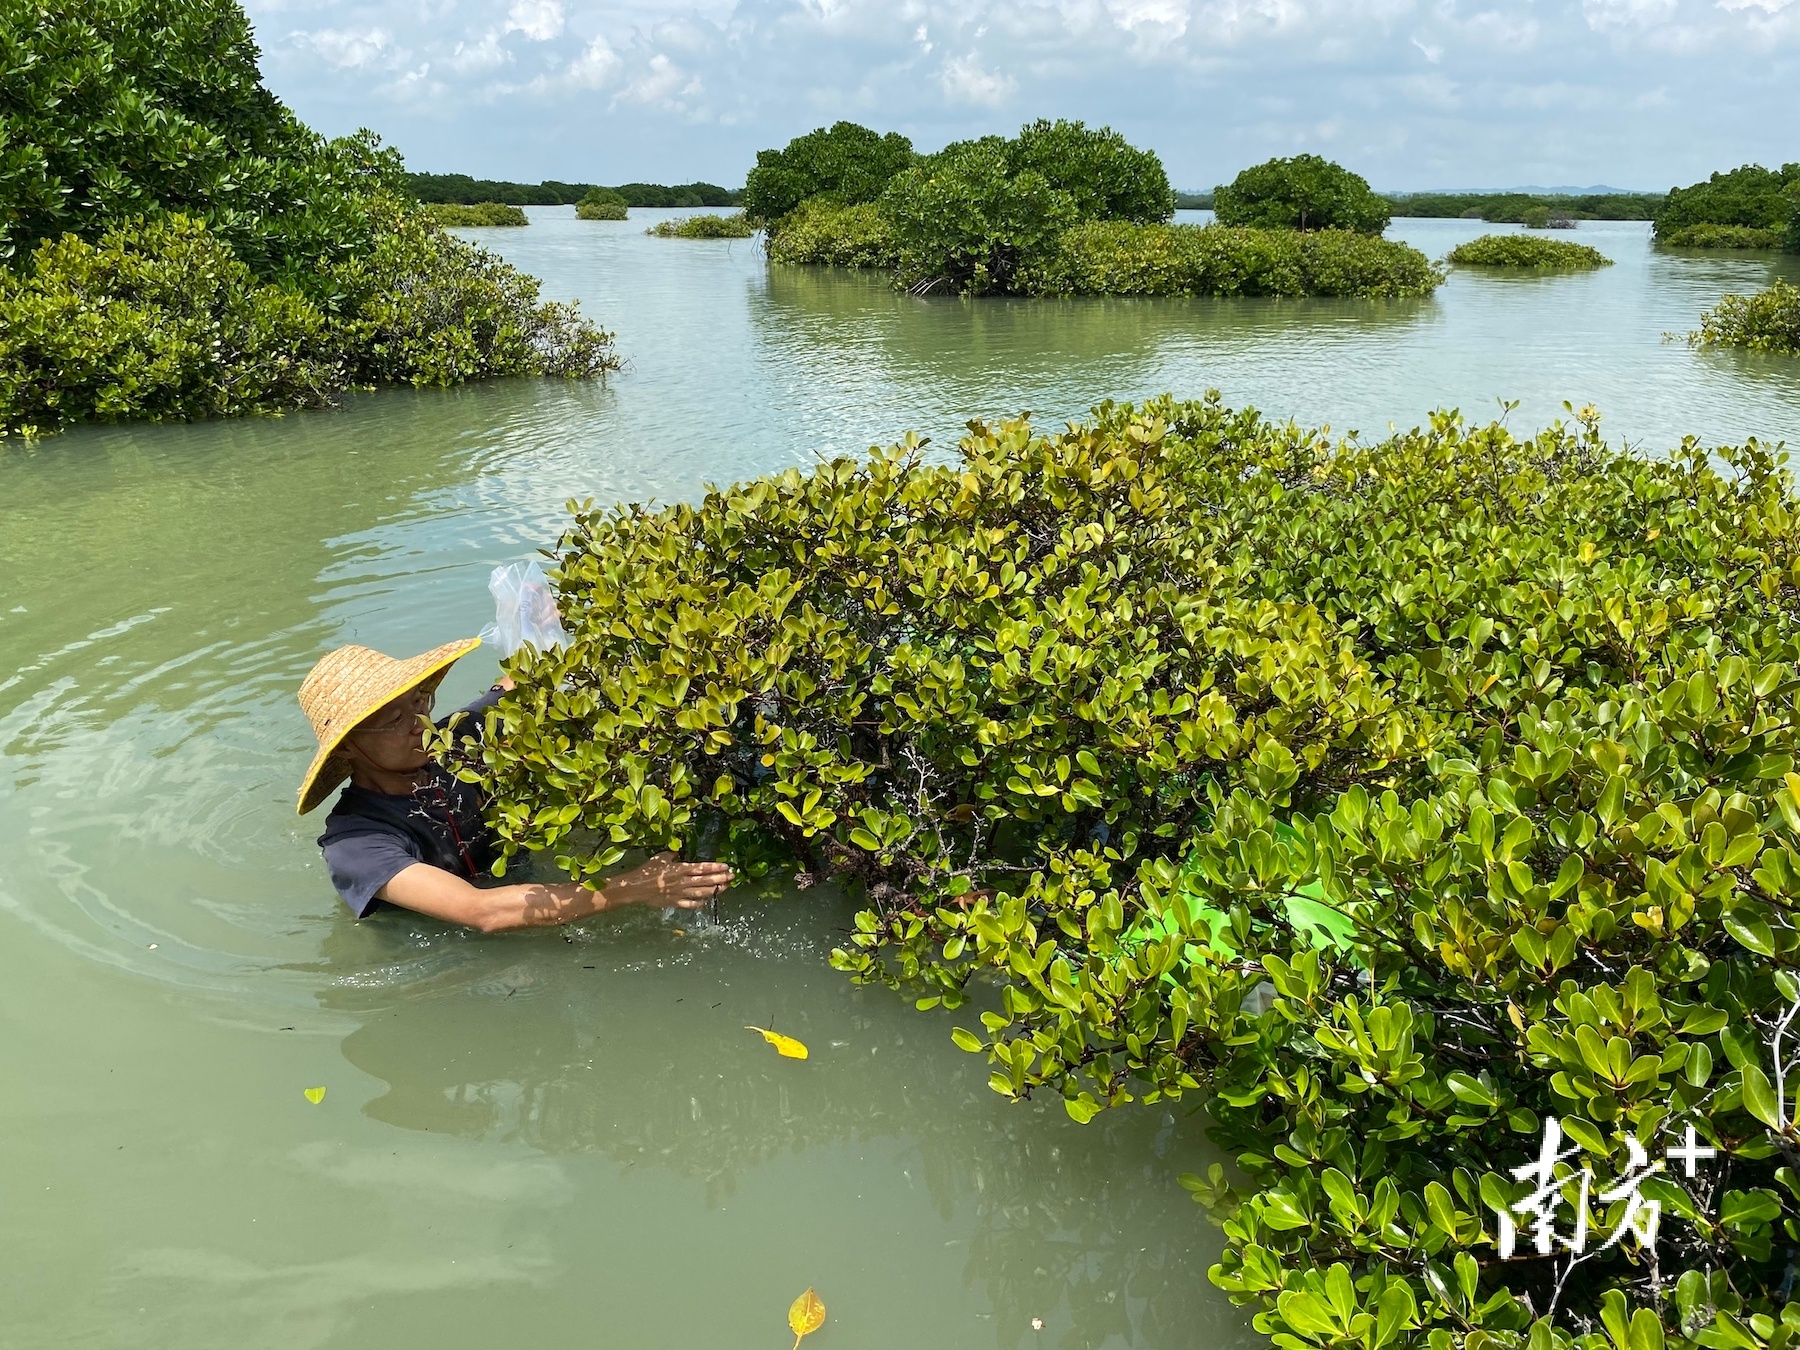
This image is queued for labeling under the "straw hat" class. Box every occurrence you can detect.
[295,638,482,815]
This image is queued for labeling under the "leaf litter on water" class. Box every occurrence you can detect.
[788,1287,825,1348]
[746,1026,809,1059]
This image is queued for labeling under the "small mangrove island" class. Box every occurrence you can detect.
[749,122,1439,298]
[425,201,530,227]
[647,213,756,239]
[1445,234,1613,270]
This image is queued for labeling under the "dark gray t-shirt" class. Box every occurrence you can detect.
[316,687,504,917]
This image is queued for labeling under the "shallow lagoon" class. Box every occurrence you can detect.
[2,208,1797,1348]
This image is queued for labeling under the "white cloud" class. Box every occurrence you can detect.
[940,53,1015,105]
[245,0,1800,192]
[291,26,395,70]
[617,52,702,107]
[565,35,622,89]
[445,31,510,73]
[504,0,564,41]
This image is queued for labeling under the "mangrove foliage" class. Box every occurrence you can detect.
[407,174,740,208]
[577,189,629,221]
[754,130,1435,298]
[0,0,614,439]
[424,202,529,227]
[1654,166,1800,253]
[1689,281,1800,355]
[1389,192,1663,223]
[1662,225,1786,251]
[646,213,755,239]
[1214,155,1391,235]
[1028,222,1440,298]
[1445,235,1613,270]
[455,391,1800,1350]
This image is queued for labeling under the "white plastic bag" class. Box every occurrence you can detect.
[480,560,569,656]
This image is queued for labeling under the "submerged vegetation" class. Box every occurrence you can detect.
[1029,222,1441,297]
[0,0,613,439]
[646,213,756,239]
[464,392,1800,1350]
[1445,235,1612,269]
[1213,154,1391,235]
[424,202,529,227]
[1654,165,1800,252]
[1662,224,1786,250]
[1688,280,1800,354]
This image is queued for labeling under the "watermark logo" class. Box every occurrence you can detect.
[1497,1118,1716,1258]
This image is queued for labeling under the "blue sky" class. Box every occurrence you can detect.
[243,0,1798,192]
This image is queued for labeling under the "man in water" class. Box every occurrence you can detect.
[296,638,730,930]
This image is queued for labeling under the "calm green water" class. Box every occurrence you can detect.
[3,208,1798,1350]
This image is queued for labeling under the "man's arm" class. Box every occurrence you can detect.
[378,852,732,933]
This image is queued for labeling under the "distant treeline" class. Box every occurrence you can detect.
[406,173,742,208]
[1173,191,1214,210]
[1386,191,1664,222]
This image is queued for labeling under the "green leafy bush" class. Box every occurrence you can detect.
[457,392,1800,1350]
[881,138,1080,295]
[1662,225,1785,250]
[742,122,917,227]
[1025,222,1441,297]
[1445,235,1612,270]
[763,200,897,269]
[0,214,336,436]
[0,0,616,438]
[646,213,756,239]
[1214,155,1391,235]
[1005,118,1173,224]
[0,205,616,437]
[1688,279,1800,355]
[330,197,615,386]
[424,202,529,227]
[1654,165,1800,249]
[576,189,628,221]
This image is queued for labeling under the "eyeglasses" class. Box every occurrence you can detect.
[352,688,436,737]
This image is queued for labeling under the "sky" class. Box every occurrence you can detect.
[242,0,1800,192]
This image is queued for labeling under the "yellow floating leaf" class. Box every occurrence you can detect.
[746,1026,809,1059]
[788,1287,826,1349]
[303,1086,326,1105]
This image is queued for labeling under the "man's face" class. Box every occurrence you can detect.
[345,685,435,773]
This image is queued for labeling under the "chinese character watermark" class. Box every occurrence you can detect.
[1497,1119,1716,1259]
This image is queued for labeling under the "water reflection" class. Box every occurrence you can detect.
[313,886,1247,1350]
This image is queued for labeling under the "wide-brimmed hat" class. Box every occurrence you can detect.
[295,638,481,815]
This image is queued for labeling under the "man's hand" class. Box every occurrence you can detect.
[377,852,732,932]
[605,852,734,910]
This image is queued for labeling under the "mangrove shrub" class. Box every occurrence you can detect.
[1654,165,1800,251]
[456,393,1800,1350]
[743,122,917,227]
[1214,155,1391,235]
[0,0,615,437]
[762,200,897,269]
[1663,225,1786,251]
[1025,222,1441,298]
[577,189,629,221]
[1689,280,1800,355]
[881,137,1079,294]
[1006,118,1173,225]
[646,213,755,239]
[1445,235,1612,270]
[424,202,529,227]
